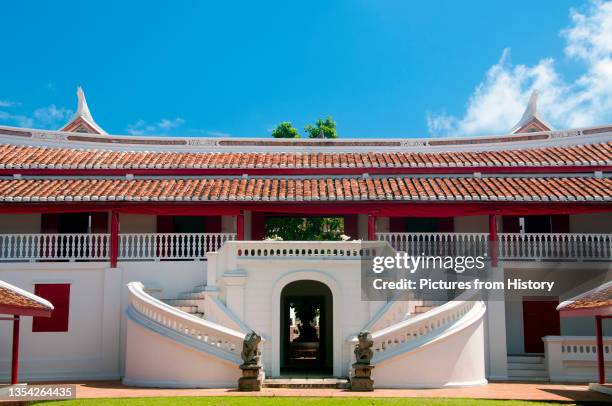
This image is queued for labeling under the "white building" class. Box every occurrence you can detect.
[0,89,610,388]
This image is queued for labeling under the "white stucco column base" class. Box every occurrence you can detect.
[485,265,508,380]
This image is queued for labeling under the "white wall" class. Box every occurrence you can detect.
[120,214,156,234]
[569,213,612,233]
[222,256,381,377]
[504,266,612,355]
[0,260,207,382]
[124,318,240,388]
[221,216,236,233]
[0,263,115,381]
[0,214,41,234]
[454,216,488,233]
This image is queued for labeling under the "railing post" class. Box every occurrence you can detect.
[368,214,377,241]
[237,210,245,241]
[596,315,605,384]
[11,315,20,385]
[110,211,119,268]
[489,214,498,267]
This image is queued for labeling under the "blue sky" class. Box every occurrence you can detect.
[1,0,611,138]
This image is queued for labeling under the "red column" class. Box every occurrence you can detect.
[11,315,20,385]
[596,315,605,384]
[489,214,498,267]
[110,211,119,268]
[367,214,377,241]
[237,210,245,241]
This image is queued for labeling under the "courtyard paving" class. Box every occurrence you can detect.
[49,381,611,402]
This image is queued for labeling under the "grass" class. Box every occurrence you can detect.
[34,397,566,406]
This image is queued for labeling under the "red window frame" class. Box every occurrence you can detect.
[32,283,70,332]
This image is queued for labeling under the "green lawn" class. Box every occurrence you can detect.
[34,397,565,406]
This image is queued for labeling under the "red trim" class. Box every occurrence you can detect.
[110,211,119,268]
[0,305,52,317]
[367,214,377,241]
[237,210,245,240]
[489,214,498,266]
[0,201,609,217]
[560,306,612,318]
[1,165,609,177]
[11,315,19,384]
[596,316,606,384]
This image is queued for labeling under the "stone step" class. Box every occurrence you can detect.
[263,378,350,389]
[507,375,549,382]
[179,291,207,300]
[163,299,202,307]
[507,355,545,364]
[508,362,546,371]
[414,305,434,314]
[171,305,199,313]
[507,368,548,378]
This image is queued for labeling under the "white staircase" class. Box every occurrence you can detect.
[355,289,488,388]
[123,281,248,388]
[507,355,548,381]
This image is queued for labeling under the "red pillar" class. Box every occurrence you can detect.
[236,210,245,241]
[11,315,20,385]
[596,315,605,384]
[489,214,498,267]
[368,214,377,241]
[110,211,119,268]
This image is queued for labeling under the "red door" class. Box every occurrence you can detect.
[522,298,560,353]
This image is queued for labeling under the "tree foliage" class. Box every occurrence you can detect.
[304,116,337,138]
[271,121,300,138]
[264,217,344,241]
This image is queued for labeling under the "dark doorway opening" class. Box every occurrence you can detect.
[280,280,333,376]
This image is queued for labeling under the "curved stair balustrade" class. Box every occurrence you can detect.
[126,281,246,364]
[351,290,486,364]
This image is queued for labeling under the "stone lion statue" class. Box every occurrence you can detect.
[354,331,374,365]
[241,331,261,366]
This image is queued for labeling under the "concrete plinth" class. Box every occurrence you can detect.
[350,364,374,391]
[238,364,263,391]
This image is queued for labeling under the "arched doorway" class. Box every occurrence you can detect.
[280,280,333,376]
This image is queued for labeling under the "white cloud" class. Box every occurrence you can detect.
[0,102,72,129]
[32,105,72,128]
[127,117,185,135]
[0,100,19,108]
[427,0,612,136]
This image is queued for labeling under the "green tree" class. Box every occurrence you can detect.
[304,116,337,139]
[271,121,300,138]
[264,217,345,241]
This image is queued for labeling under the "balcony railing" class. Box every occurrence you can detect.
[377,232,612,261]
[119,233,236,260]
[0,232,610,262]
[0,233,235,262]
[376,232,489,257]
[0,233,110,261]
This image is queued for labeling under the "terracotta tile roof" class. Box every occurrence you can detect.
[0,142,610,170]
[558,282,612,313]
[0,280,54,314]
[0,176,609,203]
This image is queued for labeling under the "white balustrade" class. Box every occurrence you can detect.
[119,233,236,260]
[353,290,485,363]
[544,336,612,382]
[376,232,489,257]
[378,232,612,261]
[0,233,109,261]
[127,281,245,361]
[231,240,381,259]
[498,233,611,261]
[1,232,610,262]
